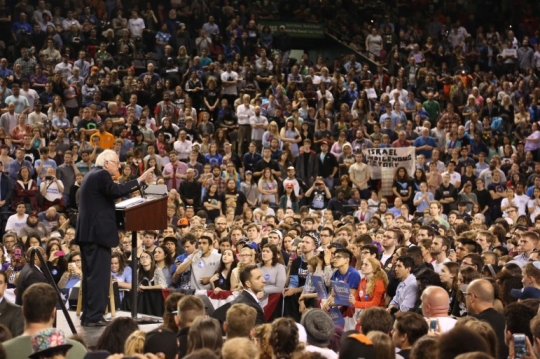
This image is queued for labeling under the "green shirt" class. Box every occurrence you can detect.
[422,100,441,124]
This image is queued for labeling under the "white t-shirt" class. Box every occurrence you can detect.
[5,214,28,236]
[425,316,457,333]
[431,257,450,274]
[441,171,461,187]
[304,345,338,359]
[128,18,145,37]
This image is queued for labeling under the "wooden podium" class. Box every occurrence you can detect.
[116,196,167,319]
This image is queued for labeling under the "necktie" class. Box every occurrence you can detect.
[172,164,178,189]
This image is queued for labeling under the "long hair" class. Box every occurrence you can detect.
[124,330,146,356]
[364,257,389,295]
[215,249,238,281]
[270,317,300,359]
[187,316,223,356]
[254,324,273,359]
[263,244,285,266]
[95,317,139,354]
[366,331,395,359]
[156,244,173,267]
[138,250,156,285]
[444,262,460,292]
[111,251,127,275]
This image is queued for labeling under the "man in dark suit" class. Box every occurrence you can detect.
[232,264,266,325]
[0,270,23,336]
[74,150,154,326]
[15,247,47,306]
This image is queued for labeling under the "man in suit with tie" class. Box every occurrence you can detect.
[74,150,154,326]
[15,247,47,306]
[0,270,23,336]
[232,264,266,325]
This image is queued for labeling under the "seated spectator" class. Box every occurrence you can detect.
[39,167,64,212]
[222,337,259,359]
[3,244,26,289]
[94,317,139,354]
[45,241,67,285]
[301,309,338,359]
[437,326,491,359]
[111,252,132,300]
[174,295,206,358]
[186,316,222,357]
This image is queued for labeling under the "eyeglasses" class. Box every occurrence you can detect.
[240,254,252,257]
[216,222,227,225]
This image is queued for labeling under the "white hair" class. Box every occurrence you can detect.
[95,149,118,167]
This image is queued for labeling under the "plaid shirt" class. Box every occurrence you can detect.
[206,175,227,196]
[14,57,37,76]
[440,112,461,132]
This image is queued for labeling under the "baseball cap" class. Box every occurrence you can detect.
[285,183,294,189]
[245,170,252,175]
[177,218,189,227]
[29,328,72,359]
[144,328,178,359]
[287,166,295,170]
[167,57,173,61]
[511,286,540,300]
[320,140,328,146]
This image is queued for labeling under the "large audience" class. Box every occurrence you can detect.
[0,0,539,358]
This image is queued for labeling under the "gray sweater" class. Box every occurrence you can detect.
[258,263,286,294]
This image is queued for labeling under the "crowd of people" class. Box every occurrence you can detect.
[1,0,540,358]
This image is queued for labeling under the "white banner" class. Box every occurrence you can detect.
[362,147,416,180]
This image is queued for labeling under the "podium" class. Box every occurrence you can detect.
[116,196,167,319]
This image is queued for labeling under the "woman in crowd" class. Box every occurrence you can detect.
[46,240,68,284]
[269,317,300,359]
[210,248,238,292]
[258,168,278,206]
[138,250,156,290]
[58,251,82,289]
[262,121,282,149]
[349,257,388,309]
[111,251,132,291]
[392,166,413,208]
[279,183,299,213]
[259,244,287,295]
[95,317,139,355]
[231,246,257,291]
[12,166,38,211]
[241,171,259,208]
[203,183,222,223]
[144,245,173,289]
[440,262,465,317]
[187,316,223,357]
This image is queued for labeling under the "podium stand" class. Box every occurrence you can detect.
[116,196,167,320]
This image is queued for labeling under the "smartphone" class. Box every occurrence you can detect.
[55,251,65,257]
[514,334,527,359]
[429,319,437,332]
[450,249,455,254]
[290,253,297,260]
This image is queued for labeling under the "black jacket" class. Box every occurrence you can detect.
[232,290,266,325]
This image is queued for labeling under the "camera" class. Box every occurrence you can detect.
[45,176,54,181]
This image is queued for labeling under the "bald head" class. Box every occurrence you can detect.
[421,286,450,317]
[467,279,494,303]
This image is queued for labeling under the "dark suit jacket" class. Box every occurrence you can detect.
[0,298,23,336]
[15,264,47,305]
[473,308,508,359]
[74,167,139,248]
[232,290,266,325]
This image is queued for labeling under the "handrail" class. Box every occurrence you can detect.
[325,30,388,74]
